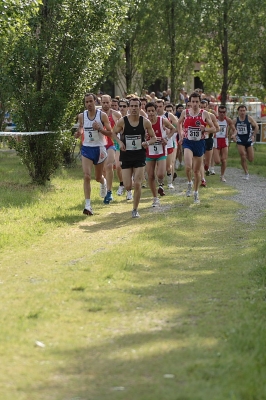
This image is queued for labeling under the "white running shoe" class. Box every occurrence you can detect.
[220,175,226,182]
[100,178,107,198]
[152,197,160,207]
[168,183,174,189]
[117,185,124,196]
[243,173,249,180]
[83,206,93,215]
[194,192,200,204]
[132,209,140,218]
[126,190,133,200]
[186,182,192,197]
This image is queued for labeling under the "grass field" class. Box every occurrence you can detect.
[0,146,266,400]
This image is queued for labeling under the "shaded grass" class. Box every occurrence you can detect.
[0,149,266,399]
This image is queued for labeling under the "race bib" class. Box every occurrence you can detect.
[84,128,100,143]
[237,125,248,135]
[187,127,201,141]
[125,135,142,150]
[217,125,227,138]
[148,141,164,156]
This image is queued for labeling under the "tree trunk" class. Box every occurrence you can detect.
[169,0,176,103]
[125,41,132,93]
[221,3,229,104]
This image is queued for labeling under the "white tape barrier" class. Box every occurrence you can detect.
[0,131,53,136]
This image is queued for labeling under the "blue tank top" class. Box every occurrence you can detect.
[235,115,252,143]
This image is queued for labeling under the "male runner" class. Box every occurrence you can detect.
[76,93,113,215]
[213,105,236,182]
[101,94,121,204]
[113,98,156,217]
[177,92,215,204]
[156,99,178,191]
[117,99,133,200]
[232,105,258,179]
[145,102,175,206]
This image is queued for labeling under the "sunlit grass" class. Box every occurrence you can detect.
[0,149,266,399]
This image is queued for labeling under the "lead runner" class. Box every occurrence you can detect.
[112,97,156,218]
[177,92,215,204]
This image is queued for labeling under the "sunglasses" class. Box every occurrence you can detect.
[119,105,127,108]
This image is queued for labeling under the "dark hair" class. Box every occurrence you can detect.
[118,99,129,106]
[165,103,174,110]
[237,104,247,111]
[145,102,157,111]
[176,103,184,108]
[189,92,201,101]
[218,105,227,111]
[128,97,141,106]
[111,98,119,103]
[140,97,148,103]
[84,93,96,101]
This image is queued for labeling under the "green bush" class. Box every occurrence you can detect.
[8,132,63,185]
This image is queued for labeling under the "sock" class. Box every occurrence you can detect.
[85,199,90,207]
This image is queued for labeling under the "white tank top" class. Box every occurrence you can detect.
[83,109,106,147]
[216,119,228,138]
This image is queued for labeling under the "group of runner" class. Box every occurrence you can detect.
[75,91,259,217]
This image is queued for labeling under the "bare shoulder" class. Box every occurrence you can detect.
[248,115,258,125]
[112,110,122,119]
[143,117,152,128]
[178,109,186,121]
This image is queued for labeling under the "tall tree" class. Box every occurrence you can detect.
[198,0,266,102]
[7,0,129,131]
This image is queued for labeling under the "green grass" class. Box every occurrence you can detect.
[0,148,266,400]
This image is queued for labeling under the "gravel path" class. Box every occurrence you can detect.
[221,167,266,225]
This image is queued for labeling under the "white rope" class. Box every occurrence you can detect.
[0,131,54,136]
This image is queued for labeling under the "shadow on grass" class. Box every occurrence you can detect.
[25,247,263,400]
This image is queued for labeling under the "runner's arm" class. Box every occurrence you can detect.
[143,119,156,148]
[176,110,185,142]
[204,111,215,134]
[112,118,126,151]
[231,118,237,141]
[249,116,259,139]
[95,112,112,137]
[163,118,176,139]
[75,113,84,138]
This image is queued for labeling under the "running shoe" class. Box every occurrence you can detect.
[194,192,200,204]
[141,180,147,188]
[200,179,207,187]
[186,182,192,197]
[83,206,93,215]
[152,197,160,207]
[132,209,140,218]
[168,183,175,189]
[158,185,165,196]
[206,170,210,176]
[210,170,215,175]
[173,172,178,183]
[103,190,113,204]
[100,178,107,198]
[220,175,226,182]
[243,173,249,180]
[117,185,124,196]
[126,190,133,200]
